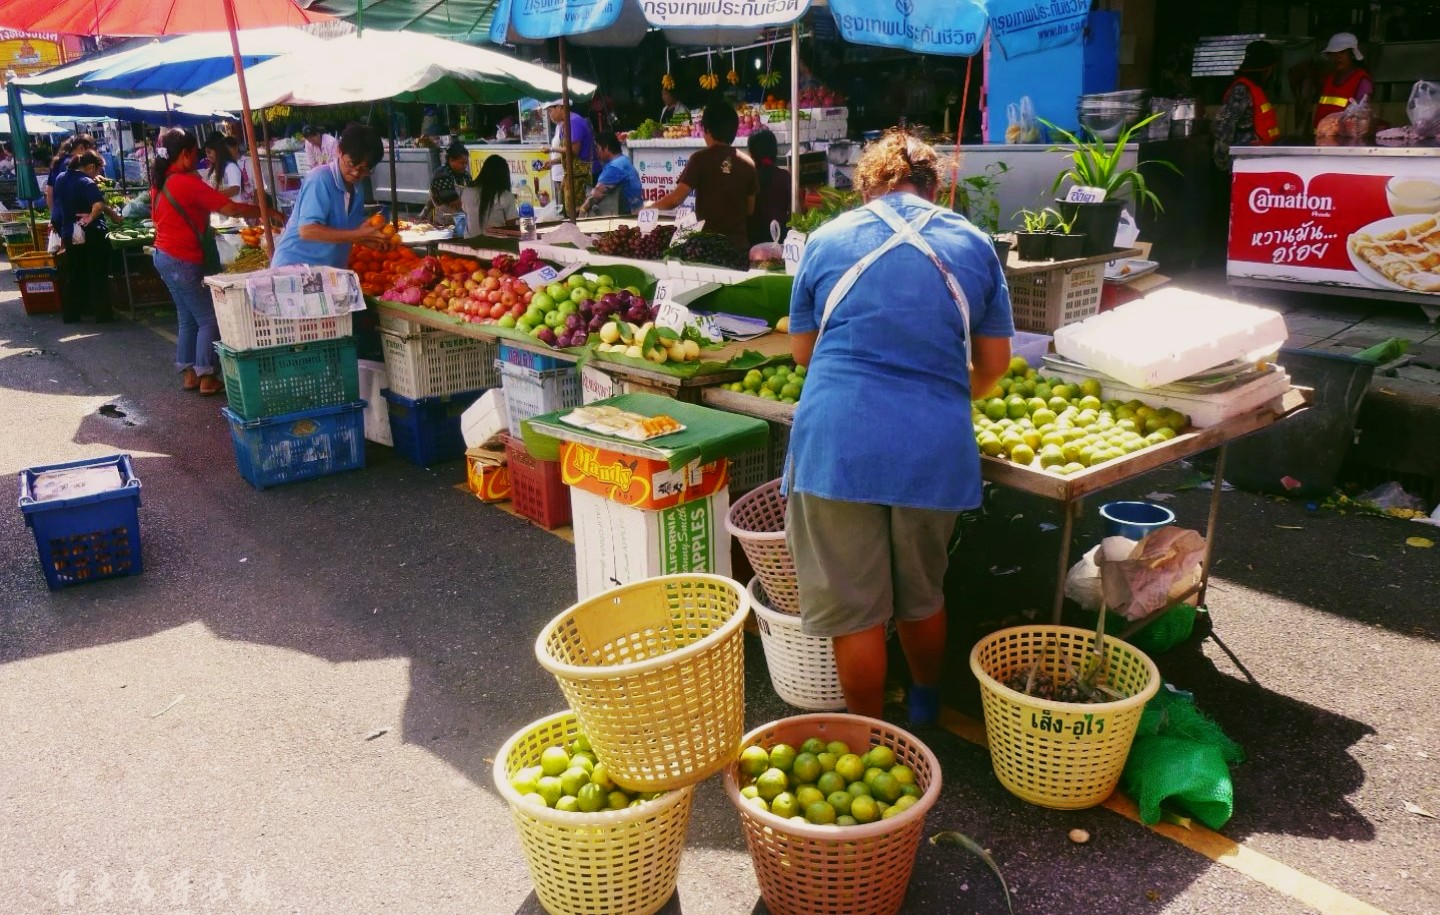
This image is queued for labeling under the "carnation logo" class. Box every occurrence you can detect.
[895,0,914,14]
[1248,181,1335,214]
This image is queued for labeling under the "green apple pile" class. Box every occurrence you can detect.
[724,364,805,404]
[510,732,666,813]
[737,736,922,826]
[972,357,1189,475]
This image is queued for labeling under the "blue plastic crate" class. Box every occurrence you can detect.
[222,402,366,490]
[18,454,143,590]
[499,342,566,373]
[383,387,487,466]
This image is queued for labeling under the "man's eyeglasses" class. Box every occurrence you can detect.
[341,155,373,178]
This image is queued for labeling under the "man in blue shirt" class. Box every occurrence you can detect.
[272,125,386,269]
[579,133,642,216]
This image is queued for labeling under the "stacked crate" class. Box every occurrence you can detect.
[378,312,498,466]
[205,272,366,489]
[497,343,582,528]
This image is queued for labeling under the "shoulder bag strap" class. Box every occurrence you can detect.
[161,181,208,248]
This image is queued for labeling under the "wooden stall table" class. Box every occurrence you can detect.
[704,386,1313,635]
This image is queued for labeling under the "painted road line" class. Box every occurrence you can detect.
[938,707,1391,915]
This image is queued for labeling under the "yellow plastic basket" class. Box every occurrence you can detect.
[534,574,750,792]
[722,714,942,915]
[493,711,694,915]
[970,625,1160,810]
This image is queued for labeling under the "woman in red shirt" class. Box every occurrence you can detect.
[151,128,282,395]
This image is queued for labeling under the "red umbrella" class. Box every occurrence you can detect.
[0,0,332,249]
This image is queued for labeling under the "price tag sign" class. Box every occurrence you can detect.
[783,229,807,275]
[1064,185,1108,204]
[655,300,693,333]
[637,207,659,235]
[672,213,705,246]
[521,265,559,291]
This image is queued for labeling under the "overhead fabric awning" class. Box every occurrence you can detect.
[301,0,498,42]
[0,111,71,134]
[0,0,330,36]
[79,27,326,95]
[19,92,232,127]
[11,42,155,98]
[182,29,594,110]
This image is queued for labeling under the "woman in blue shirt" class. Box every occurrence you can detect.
[54,151,120,324]
[271,125,386,269]
[785,132,1014,723]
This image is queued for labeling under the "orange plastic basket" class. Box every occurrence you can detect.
[722,714,942,915]
[970,625,1160,809]
[534,574,750,791]
[493,711,694,915]
[725,478,799,615]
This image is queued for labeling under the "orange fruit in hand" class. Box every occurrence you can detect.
[367,213,386,228]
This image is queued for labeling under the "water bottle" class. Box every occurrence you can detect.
[452,211,469,238]
[518,202,537,240]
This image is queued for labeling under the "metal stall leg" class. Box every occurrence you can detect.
[1196,444,1228,609]
[1051,497,1083,624]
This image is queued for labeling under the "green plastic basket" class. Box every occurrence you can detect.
[215,337,360,421]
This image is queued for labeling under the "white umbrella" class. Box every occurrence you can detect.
[0,111,70,134]
[183,29,595,110]
[79,27,325,94]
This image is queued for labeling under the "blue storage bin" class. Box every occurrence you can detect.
[499,342,567,373]
[223,401,367,490]
[383,387,487,466]
[18,454,143,590]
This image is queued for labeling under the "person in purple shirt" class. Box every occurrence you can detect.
[546,103,595,217]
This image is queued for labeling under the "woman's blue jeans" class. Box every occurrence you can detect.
[152,248,218,376]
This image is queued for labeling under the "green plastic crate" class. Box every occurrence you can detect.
[215,337,360,421]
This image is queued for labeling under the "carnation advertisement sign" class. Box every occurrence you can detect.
[1228,154,1440,298]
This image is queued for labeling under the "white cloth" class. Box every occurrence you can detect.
[305,134,339,170]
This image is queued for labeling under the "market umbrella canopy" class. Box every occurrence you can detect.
[0,110,70,135]
[10,42,155,98]
[183,29,595,109]
[0,0,330,35]
[485,0,808,45]
[79,27,326,95]
[20,91,232,126]
[301,0,498,41]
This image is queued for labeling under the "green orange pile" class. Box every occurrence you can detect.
[972,357,1189,475]
[510,733,667,813]
[737,736,921,826]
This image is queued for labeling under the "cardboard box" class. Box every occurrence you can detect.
[1101,272,1171,312]
[465,443,511,503]
[571,488,731,600]
[560,441,729,511]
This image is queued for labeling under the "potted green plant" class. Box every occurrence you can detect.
[1046,206,1086,260]
[1014,208,1056,261]
[1041,112,1180,256]
[945,161,1011,258]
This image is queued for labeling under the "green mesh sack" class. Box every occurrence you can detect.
[1122,688,1244,829]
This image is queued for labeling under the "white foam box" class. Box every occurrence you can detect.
[358,359,392,446]
[1052,288,1288,390]
[1051,366,1292,427]
[571,488,731,601]
[461,389,509,448]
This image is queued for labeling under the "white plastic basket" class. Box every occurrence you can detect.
[381,330,499,400]
[748,578,844,711]
[206,274,353,351]
[499,361,582,438]
[725,478,799,615]
[377,310,440,336]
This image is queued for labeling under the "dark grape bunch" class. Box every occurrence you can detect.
[665,232,748,271]
[594,224,676,260]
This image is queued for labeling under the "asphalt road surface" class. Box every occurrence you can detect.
[1,282,1436,915]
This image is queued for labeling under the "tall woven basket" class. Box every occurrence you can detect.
[534,574,750,791]
[726,478,800,614]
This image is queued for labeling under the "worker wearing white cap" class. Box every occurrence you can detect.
[1314,32,1373,128]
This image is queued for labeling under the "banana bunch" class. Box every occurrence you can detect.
[758,71,782,89]
[661,73,675,90]
[727,69,740,86]
[699,73,719,90]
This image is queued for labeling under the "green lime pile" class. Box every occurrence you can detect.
[724,364,805,404]
[972,357,1189,475]
[737,737,922,826]
[510,733,665,813]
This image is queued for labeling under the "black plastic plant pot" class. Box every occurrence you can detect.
[992,237,1013,262]
[1049,232,1087,260]
[1014,231,1051,261]
[1056,199,1124,256]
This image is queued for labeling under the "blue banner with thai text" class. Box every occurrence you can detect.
[827,0,989,57]
[988,0,1090,59]
[509,0,626,40]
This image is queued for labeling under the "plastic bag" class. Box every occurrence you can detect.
[1099,527,1207,621]
[1005,96,1040,144]
[1337,98,1373,138]
[749,242,784,271]
[1064,544,1105,612]
[1359,481,1429,513]
[47,228,62,253]
[1407,80,1440,137]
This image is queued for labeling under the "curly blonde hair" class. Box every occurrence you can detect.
[854,130,943,199]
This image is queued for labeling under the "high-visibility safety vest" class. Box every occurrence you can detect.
[1315,67,1371,125]
[1229,77,1281,143]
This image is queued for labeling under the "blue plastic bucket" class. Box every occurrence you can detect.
[1099,501,1175,540]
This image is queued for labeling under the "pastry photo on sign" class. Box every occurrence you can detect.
[1347,213,1440,293]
